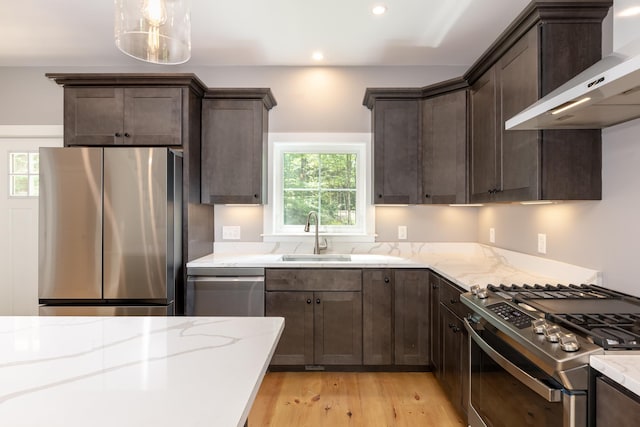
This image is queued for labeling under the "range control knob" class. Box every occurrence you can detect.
[559,333,581,352]
[532,319,547,334]
[476,288,489,299]
[470,285,480,295]
[544,325,562,343]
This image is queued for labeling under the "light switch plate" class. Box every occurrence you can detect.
[222,226,241,240]
[398,225,407,240]
[489,227,495,243]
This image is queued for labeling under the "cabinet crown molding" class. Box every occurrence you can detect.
[45,73,208,97]
[203,88,277,110]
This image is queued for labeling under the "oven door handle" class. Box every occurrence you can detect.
[463,318,563,403]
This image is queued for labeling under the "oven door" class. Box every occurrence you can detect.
[464,318,586,427]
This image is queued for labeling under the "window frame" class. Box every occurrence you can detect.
[264,133,374,242]
[8,151,40,198]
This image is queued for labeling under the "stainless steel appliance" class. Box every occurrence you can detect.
[39,147,182,315]
[462,284,640,427]
[186,267,264,316]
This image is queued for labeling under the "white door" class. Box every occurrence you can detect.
[0,126,62,315]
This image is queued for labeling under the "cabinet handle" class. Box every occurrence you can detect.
[124,132,130,138]
[448,323,455,329]
[432,283,438,289]
[453,326,461,333]
[425,194,431,198]
[306,298,312,304]
[488,189,494,194]
[316,298,321,304]
[378,194,383,199]
[450,298,457,304]
[253,194,259,198]
[115,132,122,137]
[384,277,390,283]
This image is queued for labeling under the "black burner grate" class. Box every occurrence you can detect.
[547,312,640,350]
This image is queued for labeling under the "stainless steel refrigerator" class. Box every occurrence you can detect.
[38,147,182,315]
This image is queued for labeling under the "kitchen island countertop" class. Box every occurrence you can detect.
[0,316,284,427]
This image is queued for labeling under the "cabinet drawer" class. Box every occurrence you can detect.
[265,269,362,291]
[439,278,469,320]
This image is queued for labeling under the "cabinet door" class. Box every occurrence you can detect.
[596,376,640,427]
[372,99,420,204]
[64,87,124,146]
[496,28,540,201]
[123,88,182,146]
[394,270,430,365]
[314,291,363,365]
[440,305,464,410]
[201,99,266,204]
[429,273,442,375]
[470,67,498,202]
[265,291,314,365]
[422,91,468,204]
[362,269,393,365]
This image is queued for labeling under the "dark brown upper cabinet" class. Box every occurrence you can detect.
[422,90,468,204]
[200,89,276,205]
[47,74,207,148]
[363,81,469,205]
[466,1,609,202]
[370,98,421,204]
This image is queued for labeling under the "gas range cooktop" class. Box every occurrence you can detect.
[484,284,640,350]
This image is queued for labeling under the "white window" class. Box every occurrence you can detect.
[265,133,374,241]
[8,152,39,197]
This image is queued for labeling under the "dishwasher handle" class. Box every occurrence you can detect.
[188,276,264,283]
[464,318,563,403]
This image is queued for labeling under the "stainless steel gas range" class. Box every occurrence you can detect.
[461,284,640,427]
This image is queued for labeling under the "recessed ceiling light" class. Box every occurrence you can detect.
[372,5,387,15]
[312,51,324,61]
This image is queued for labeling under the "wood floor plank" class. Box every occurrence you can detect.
[249,372,466,427]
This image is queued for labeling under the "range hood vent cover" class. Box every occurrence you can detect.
[506,51,640,130]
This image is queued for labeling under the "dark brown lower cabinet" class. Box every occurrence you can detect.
[596,376,640,427]
[362,269,430,366]
[394,270,430,365]
[362,270,393,365]
[432,272,470,418]
[265,281,362,366]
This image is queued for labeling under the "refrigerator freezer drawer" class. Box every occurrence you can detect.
[186,276,265,316]
[39,304,174,316]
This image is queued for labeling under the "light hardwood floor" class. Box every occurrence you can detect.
[249,372,466,427]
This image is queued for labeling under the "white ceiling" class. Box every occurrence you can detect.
[0,0,532,67]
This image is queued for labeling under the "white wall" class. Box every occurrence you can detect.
[478,119,640,295]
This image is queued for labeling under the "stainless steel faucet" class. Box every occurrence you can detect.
[304,211,328,254]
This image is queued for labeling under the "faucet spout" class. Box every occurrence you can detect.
[304,211,327,254]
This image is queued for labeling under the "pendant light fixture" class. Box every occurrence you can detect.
[114,0,191,64]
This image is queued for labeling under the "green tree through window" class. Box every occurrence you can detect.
[282,152,357,227]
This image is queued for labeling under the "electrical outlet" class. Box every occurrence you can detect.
[222,226,241,240]
[398,225,407,240]
[489,227,495,243]
[538,233,547,254]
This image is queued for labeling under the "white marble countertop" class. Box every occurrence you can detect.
[591,355,640,397]
[187,242,600,291]
[0,316,284,427]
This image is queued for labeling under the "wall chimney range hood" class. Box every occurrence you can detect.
[506,1,640,130]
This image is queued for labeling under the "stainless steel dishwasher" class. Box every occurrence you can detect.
[186,267,265,316]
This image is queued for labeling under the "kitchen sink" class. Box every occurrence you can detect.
[280,254,352,262]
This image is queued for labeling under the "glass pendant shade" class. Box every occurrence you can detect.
[115,0,191,64]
